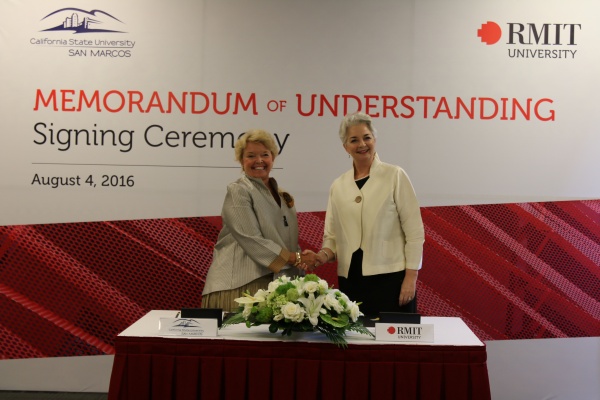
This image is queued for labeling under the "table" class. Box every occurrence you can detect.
[108,310,491,400]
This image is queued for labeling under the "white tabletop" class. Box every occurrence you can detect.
[119,310,484,347]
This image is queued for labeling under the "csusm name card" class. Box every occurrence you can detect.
[158,318,218,337]
[375,323,434,343]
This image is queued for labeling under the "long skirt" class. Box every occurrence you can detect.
[201,274,274,313]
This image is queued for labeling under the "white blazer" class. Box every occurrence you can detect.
[322,154,424,278]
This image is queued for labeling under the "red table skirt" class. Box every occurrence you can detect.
[108,336,491,400]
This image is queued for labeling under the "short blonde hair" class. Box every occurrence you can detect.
[235,129,279,162]
[338,112,377,143]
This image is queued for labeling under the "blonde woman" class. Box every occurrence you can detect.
[202,129,315,312]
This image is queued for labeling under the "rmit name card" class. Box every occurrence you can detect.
[158,317,218,337]
[375,323,434,342]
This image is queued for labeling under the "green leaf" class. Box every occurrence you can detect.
[348,323,375,338]
[321,313,349,328]
[220,312,246,328]
[316,326,348,348]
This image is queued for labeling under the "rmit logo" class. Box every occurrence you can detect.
[478,21,581,45]
[478,21,501,45]
[388,326,423,335]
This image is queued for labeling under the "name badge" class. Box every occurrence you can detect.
[158,317,218,337]
[375,323,434,343]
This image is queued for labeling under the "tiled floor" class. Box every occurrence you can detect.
[0,393,107,400]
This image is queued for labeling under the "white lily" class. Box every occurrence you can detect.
[346,300,362,322]
[323,292,344,313]
[234,292,266,304]
[298,293,326,326]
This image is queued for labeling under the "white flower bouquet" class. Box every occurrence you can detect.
[222,274,374,348]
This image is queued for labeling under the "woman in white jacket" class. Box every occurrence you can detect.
[313,113,425,318]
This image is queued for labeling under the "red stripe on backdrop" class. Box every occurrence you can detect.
[0,200,598,359]
[421,205,597,339]
[0,283,114,356]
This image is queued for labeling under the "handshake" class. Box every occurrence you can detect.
[294,248,334,272]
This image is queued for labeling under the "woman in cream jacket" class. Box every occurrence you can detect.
[314,113,425,318]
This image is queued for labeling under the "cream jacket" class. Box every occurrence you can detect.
[322,154,425,278]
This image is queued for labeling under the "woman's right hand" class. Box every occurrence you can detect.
[299,250,318,271]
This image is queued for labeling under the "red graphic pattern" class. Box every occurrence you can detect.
[0,200,599,359]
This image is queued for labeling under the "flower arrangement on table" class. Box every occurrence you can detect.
[222,274,374,348]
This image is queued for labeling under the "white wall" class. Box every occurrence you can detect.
[0,356,113,393]
[486,337,600,400]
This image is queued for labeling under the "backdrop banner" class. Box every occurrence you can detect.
[2,0,599,226]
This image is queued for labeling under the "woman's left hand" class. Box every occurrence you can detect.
[399,269,418,305]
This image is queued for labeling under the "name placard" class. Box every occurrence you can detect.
[158,318,218,337]
[375,323,434,343]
